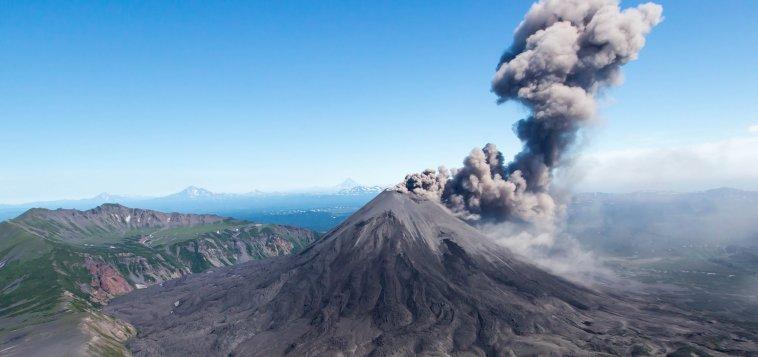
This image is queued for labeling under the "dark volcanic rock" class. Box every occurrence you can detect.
[106,192,757,356]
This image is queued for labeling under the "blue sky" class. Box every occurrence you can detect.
[1,1,756,203]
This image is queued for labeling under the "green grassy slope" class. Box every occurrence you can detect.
[0,208,319,355]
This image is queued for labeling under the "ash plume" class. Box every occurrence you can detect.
[399,0,662,225]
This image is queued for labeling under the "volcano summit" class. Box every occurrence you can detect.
[106,191,756,356]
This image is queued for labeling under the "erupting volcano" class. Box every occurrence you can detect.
[106,191,756,355]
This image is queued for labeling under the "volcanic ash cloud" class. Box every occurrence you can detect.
[398,0,662,225]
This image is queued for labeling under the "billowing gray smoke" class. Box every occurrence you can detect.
[398,0,662,225]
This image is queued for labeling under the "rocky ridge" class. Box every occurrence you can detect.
[0,204,319,356]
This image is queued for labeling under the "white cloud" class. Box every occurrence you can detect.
[567,136,758,192]
[749,124,758,134]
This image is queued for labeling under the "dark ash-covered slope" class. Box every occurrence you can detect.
[106,191,757,356]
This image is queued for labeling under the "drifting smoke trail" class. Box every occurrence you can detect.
[399,0,662,226]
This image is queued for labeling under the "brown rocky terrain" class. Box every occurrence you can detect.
[84,257,134,302]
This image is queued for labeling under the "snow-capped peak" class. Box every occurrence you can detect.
[94,192,115,201]
[178,186,214,198]
[335,178,361,190]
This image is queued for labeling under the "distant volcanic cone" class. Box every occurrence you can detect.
[105,191,756,356]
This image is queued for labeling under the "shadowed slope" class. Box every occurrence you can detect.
[106,191,757,356]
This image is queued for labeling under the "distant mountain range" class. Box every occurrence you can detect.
[3,186,757,240]
[0,180,387,227]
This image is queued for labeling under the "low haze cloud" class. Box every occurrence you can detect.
[480,221,614,284]
[571,136,758,193]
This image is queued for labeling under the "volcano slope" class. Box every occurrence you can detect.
[106,191,757,356]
